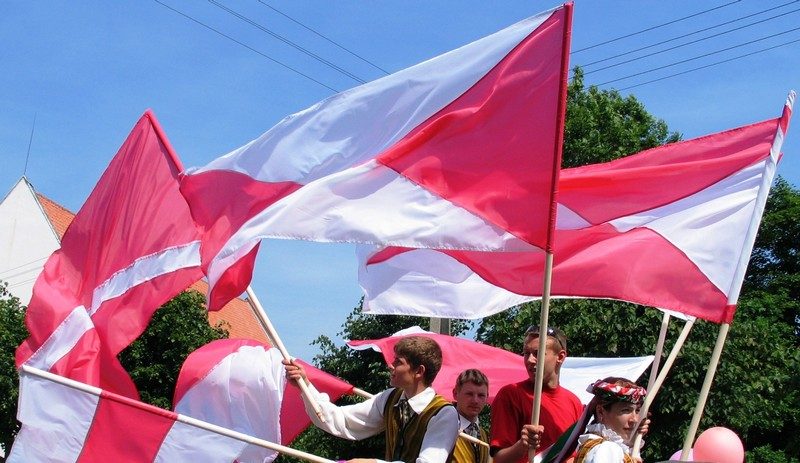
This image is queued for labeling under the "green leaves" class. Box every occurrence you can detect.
[0,283,28,458]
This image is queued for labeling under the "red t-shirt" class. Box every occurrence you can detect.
[489,380,582,462]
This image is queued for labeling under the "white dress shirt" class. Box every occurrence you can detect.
[301,384,459,463]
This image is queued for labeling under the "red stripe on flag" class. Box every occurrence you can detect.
[376,8,569,249]
[559,119,778,224]
[77,391,176,462]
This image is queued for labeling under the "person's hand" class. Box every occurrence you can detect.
[637,417,651,437]
[520,424,544,450]
[282,358,308,386]
[346,458,376,463]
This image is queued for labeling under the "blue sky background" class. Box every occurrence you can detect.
[1,1,798,362]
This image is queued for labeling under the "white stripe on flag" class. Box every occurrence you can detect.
[89,241,202,315]
[25,306,94,372]
[8,373,100,462]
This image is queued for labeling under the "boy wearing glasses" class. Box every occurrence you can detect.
[489,326,582,463]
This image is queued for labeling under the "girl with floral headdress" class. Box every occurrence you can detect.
[573,377,647,463]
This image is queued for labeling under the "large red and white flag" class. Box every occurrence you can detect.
[348,327,653,404]
[181,3,573,310]
[173,339,353,459]
[9,366,269,462]
[15,111,204,397]
[358,92,794,323]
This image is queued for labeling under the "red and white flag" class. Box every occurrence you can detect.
[180,3,573,310]
[9,366,266,462]
[174,339,353,458]
[15,111,204,397]
[348,327,653,404]
[358,92,794,323]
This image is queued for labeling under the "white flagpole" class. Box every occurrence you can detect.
[632,316,695,458]
[246,286,326,423]
[680,90,794,461]
[21,364,335,463]
[679,323,729,460]
[646,311,671,393]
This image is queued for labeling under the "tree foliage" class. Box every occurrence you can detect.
[118,289,229,409]
[563,68,681,168]
[0,283,28,459]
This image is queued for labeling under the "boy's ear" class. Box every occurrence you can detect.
[415,364,426,380]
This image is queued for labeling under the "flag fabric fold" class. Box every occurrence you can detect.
[358,92,794,323]
[174,339,354,452]
[15,110,204,397]
[181,3,573,309]
[347,326,653,404]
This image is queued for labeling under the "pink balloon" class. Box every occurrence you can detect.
[669,448,693,461]
[693,427,744,463]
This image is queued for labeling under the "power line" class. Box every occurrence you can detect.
[596,25,800,86]
[23,113,37,177]
[582,0,800,70]
[0,256,47,278]
[615,37,800,91]
[572,0,742,54]
[152,0,339,93]
[256,0,390,75]
[208,0,367,84]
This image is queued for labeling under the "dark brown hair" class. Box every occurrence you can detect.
[394,336,443,386]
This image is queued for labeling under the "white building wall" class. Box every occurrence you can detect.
[0,178,61,305]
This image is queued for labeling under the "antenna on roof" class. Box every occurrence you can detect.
[23,113,37,177]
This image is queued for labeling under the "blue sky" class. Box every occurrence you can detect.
[1,1,798,361]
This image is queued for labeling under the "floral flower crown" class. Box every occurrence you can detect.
[587,379,647,405]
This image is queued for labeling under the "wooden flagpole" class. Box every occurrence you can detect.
[631,316,695,458]
[529,252,555,463]
[246,286,326,423]
[22,365,336,463]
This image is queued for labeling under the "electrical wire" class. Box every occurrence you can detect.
[614,37,800,91]
[0,256,48,278]
[572,0,742,53]
[256,0,390,75]
[208,0,367,84]
[152,0,339,92]
[582,0,800,70]
[596,25,800,86]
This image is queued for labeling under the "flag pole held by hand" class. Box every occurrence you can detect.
[246,286,326,423]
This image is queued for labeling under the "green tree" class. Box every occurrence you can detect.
[118,289,229,409]
[0,283,28,459]
[563,68,680,168]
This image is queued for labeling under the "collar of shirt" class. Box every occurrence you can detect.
[458,413,479,432]
[401,387,436,414]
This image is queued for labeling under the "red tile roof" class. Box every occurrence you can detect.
[35,192,269,344]
[36,193,73,240]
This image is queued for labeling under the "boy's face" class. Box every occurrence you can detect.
[389,356,419,390]
[453,381,488,421]
[522,336,564,385]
